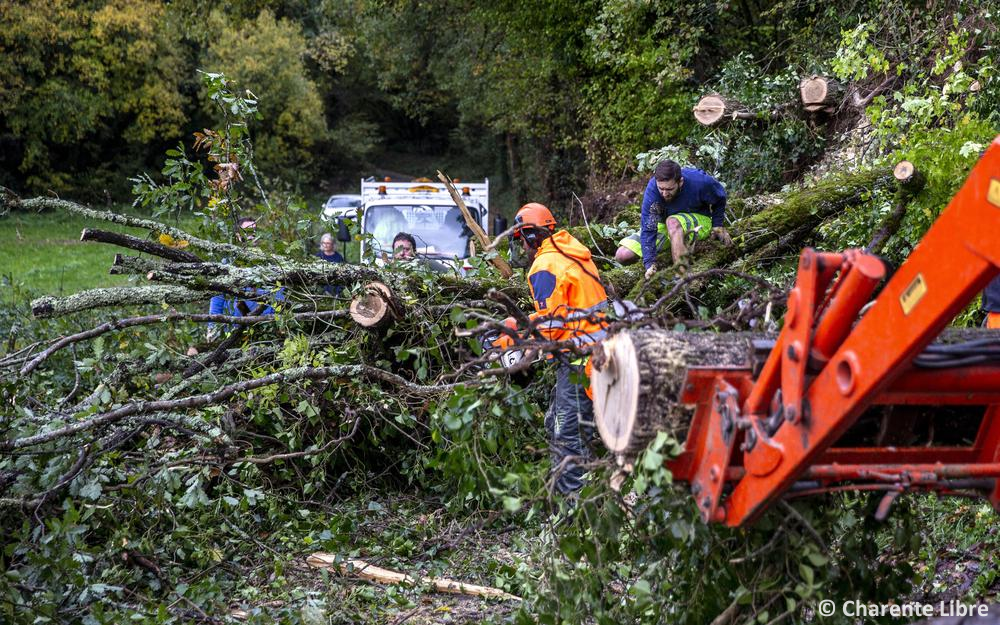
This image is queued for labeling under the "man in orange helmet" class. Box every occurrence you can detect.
[499,202,609,494]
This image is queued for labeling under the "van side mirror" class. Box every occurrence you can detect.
[492,215,508,236]
[337,218,352,243]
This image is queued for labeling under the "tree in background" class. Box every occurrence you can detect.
[203,9,329,186]
[0,0,187,195]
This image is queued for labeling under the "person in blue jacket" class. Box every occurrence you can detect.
[614,160,733,276]
[316,232,345,296]
[207,217,284,338]
[316,233,345,264]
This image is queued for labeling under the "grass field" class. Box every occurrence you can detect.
[0,209,157,301]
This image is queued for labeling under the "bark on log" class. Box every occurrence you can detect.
[349,282,402,329]
[866,162,926,254]
[81,228,203,263]
[31,286,211,318]
[591,328,999,463]
[799,76,843,112]
[892,160,926,196]
[110,254,162,276]
[591,330,754,459]
[693,95,754,126]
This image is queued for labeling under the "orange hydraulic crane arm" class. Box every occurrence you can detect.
[670,136,1000,526]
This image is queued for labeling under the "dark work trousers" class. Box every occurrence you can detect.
[544,362,595,494]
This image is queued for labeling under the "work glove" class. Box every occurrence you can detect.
[711,227,733,246]
[644,264,658,280]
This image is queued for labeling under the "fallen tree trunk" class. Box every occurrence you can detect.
[591,328,999,463]
[799,75,843,112]
[349,281,403,329]
[693,94,755,125]
[591,330,754,458]
[866,161,926,254]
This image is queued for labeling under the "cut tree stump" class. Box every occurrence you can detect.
[591,329,754,459]
[693,94,754,125]
[349,281,400,329]
[799,75,843,112]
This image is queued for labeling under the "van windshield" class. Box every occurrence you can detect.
[364,204,475,259]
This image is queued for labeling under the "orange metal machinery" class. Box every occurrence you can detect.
[670,136,1000,527]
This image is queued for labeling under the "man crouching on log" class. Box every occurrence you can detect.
[496,203,609,494]
[613,159,733,276]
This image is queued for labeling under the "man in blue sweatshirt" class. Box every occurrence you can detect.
[615,160,732,277]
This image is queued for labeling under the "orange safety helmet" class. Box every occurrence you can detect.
[513,203,557,243]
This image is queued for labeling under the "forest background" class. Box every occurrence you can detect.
[3,1,1000,624]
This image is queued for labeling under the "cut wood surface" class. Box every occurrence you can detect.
[893,160,926,193]
[591,328,998,462]
[349,281,399,329]
[307,552,522,601]
[693,94,753,125]
[799,75,843,111]
[591,330,754,458]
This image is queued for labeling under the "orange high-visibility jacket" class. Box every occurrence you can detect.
[526,230,608,347]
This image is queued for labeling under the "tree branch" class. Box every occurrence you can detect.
[31,286,210,318]
[81,228,203,263]
[15,196,265,263]
[2,365,480,450]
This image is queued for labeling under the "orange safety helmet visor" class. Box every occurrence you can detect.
[512,202,557,239]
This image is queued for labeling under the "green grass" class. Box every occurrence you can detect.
[0,209,160,301]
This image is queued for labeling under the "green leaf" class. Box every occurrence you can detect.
[642,449,664,471]
[79,481,102,500]
[799,563,814,586]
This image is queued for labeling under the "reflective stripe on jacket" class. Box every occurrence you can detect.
[527,230,608,345]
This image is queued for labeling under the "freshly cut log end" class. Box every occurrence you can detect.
[591,329,753,462]
[799,76,842,112]
[693,95,744,126]
[349,281,397,328]
[892,160,926,196]
[893,160,915,182]
[591,332,640,456]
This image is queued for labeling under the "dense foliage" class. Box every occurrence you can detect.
[3,0,995,210]
[2,1,1000,624]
